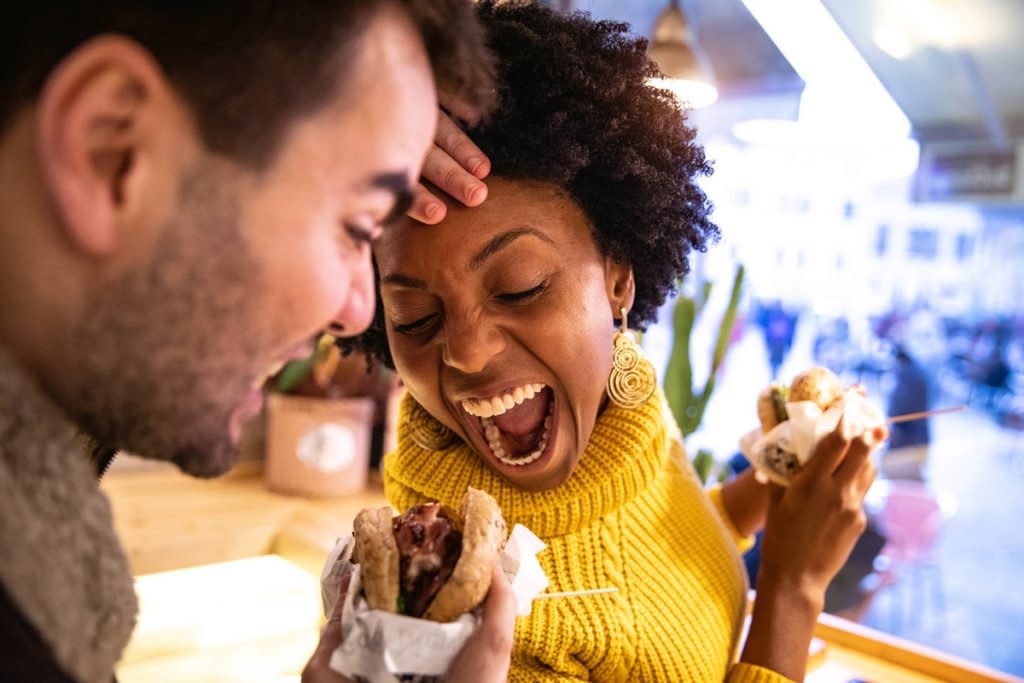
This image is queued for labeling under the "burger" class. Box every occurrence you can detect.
[756,366,843,433]
[753,366,844,480]
[351,487,507,622]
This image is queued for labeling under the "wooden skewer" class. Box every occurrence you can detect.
[533,587,619,600]
[887,405,966,424]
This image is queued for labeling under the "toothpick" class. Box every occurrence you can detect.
[887,405,966,424]
[533,587,619,600]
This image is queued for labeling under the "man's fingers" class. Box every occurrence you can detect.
[420,144,488,208]
[407,183,447,224]
[447,565,515,683]
[440,94,484,127]
[316,572,351,659]
[435,111,490,179]
[302,572,351,682]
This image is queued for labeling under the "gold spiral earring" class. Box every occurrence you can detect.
[407,399,456,451]
[607,307,656,409]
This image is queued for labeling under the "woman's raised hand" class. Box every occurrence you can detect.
[739,418,886,681]
[758,417,885,598]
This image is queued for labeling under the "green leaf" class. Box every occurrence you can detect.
[274,357,314,394]
[664,296,696,435]
[709,264,745,377]
[698,280,713,311]
[692,449,714,485]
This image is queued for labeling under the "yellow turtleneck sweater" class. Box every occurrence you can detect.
[385,392,792,683]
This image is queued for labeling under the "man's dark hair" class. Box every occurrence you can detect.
[1,1,494,168]
[344,0,718,368]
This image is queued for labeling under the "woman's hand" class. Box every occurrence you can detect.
[301,565,516,683]
[408,107,491,225]
[739,417,886,681]
[759,417,883,598]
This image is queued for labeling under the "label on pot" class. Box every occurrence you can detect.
[297,423,356,472]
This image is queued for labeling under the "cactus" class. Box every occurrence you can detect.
[663,264,745,481]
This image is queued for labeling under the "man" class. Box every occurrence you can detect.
[0,2,510,681]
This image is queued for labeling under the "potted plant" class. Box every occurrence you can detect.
[663,264,745,484]
[262,334,392,497]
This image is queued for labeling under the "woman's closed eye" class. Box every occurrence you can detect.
[393,313,439,336]
[495,282,547,304]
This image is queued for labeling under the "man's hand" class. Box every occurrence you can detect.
[302,571,351,683]
[446,565,517,682]
[409,108,491,224]
[301,564,516,682]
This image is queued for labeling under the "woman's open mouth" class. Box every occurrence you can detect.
[461,383,556,468]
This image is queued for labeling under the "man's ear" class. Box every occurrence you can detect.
[35,35,182,256]
[604,256,635,321]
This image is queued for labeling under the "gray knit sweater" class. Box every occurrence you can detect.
[0,348,137,682]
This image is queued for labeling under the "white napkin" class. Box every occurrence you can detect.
[740,389,886,486]
[320,523,548,683]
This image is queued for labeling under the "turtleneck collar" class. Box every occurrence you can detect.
[0,345,137,682]
[385,390,669,538]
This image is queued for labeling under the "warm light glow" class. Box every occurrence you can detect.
[899,0,961,48]
[647,77,719,109]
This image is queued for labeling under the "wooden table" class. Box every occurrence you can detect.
[102,462,1021,683]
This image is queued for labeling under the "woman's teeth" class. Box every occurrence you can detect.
[461,383,545,418]
[481,405,554,466]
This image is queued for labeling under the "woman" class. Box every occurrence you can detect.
[346,3,881,681]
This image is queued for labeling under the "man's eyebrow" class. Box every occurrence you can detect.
[381,273,427,289]
[369,172,414,226]
[470,227,554,270]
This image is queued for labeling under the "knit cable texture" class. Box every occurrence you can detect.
[385,392,794,683]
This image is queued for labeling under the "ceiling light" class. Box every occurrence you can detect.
[647,0,718,109]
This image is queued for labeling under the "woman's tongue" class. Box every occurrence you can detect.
[491,388,550,456]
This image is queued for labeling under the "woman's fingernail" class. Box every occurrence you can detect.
[425,203,442,221]
[468,157,484,174]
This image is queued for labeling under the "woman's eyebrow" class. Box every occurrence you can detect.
[470,227,554,270]
[380,273,427,289]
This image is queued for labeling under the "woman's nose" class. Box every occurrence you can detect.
[442,313,505,375]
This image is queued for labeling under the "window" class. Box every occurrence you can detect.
[908,228,939,259]
[957,233,974,261]
[875,224,889,257]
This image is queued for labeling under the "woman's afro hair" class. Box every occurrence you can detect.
[342,0,717,368]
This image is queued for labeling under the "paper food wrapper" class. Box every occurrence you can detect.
[320,523,548,683]
[740,389,885,486]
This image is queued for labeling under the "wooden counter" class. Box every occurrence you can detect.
[102,462,1021,683]
[101,458,386,577]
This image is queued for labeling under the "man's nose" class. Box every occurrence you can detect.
[329,250,376,337]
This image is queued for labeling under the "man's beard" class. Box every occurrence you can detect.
[64,163,271,477]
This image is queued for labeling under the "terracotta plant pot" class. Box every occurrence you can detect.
[264,393,374,497]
